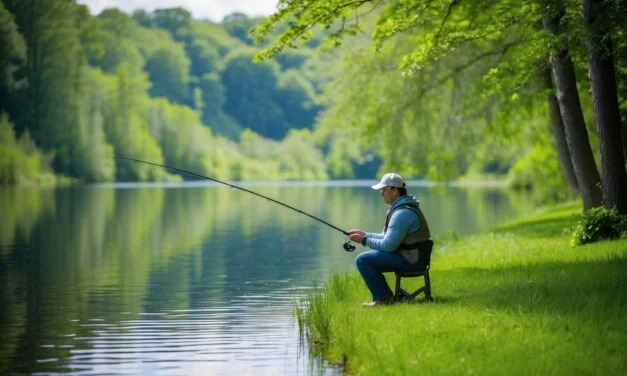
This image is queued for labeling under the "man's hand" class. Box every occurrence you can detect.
[348,230,366,244]
[347,229,366,237]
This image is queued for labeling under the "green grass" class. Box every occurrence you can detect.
[296,202,627,375]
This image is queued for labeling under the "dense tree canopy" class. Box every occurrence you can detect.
[0,2,328,183]
[145,46,191,104]
[253,0,626,211]
[0,0,624,213]
[0,1,26,90]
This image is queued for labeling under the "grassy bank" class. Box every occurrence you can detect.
[296,203,627,375]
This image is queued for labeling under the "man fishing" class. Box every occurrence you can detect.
[348,173,432,307]
[114,159,433,304]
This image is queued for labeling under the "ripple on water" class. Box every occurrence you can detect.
[56,288,341,375]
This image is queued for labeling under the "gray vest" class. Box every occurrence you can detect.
[384,204,432,264]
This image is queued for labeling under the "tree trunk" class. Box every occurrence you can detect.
[29,0,41,136]
[542,11,602,211]
[618,0,627,173]
[539,61,579,193]
[623,122,627,163]
[582,0,627,214]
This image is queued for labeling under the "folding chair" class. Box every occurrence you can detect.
[393,239,433,301]
[394,268,432,301]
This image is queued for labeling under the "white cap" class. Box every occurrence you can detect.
[371,173,405,190]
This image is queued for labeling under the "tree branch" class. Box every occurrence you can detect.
[418,39,521,96]
[348,0,384,23]
[434,0,462,45]
[279,0,375,52]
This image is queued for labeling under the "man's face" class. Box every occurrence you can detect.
[380,186,398,204]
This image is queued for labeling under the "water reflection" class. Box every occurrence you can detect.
[0,183,534,374]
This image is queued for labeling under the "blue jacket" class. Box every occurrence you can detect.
[364,195,421,252]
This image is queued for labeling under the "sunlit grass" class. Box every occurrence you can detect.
[295,202,627,375]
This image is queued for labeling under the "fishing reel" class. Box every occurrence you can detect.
[343,241,356,252]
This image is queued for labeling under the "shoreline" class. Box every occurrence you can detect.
[295,202,627,375]
[2,177,510,189]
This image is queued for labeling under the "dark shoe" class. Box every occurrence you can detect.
[361,296,394,307]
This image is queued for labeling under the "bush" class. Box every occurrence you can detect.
[572,207,627,245]
[508,145,572,204]
[0,113,53,185]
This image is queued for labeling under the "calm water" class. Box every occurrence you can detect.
[0,182,535,375]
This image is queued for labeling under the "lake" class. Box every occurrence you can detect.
[0,182,535,375]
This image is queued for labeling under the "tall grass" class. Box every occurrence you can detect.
[295,202,627,375]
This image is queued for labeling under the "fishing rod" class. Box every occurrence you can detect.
[114,156,357,252]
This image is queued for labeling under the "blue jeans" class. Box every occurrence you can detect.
[355,250,426,301]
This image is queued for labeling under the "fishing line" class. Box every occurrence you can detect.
[114,156,356,251]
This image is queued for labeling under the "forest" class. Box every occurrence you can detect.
[0,1,334,184]
[1,0,626,212]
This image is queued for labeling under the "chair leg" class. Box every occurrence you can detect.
[394,274,401,300]
[424,271,433,301]
[394,272,433,302]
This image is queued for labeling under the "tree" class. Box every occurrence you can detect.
[539,61,579,193]
[581,0,627,213]
[75,67,115,182]
[147,98,216,176]
[615,1,627,158]
[187,39,220,77]
[223,13,259,44]
[542,2,602,211]
[275,69,319,128]
[221,50,288,139]
[90,9,145,73]
[279,128,328,179]
[106,63,166,181]
[274,49,311,70]
[197,72,242,138]
[260,2,536,180]
[132,9,152,28]
[0,113,50,184]
[152,7,192,35]
[237,128,327,179]
[198,73,225,117]
[0,1,27,113]
[4,0,107,176]
[175,20,241,58]
[252,0,619,209]
[145,46,191,104]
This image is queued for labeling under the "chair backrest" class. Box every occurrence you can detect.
[418,240,434,269]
